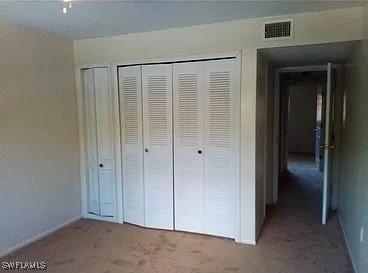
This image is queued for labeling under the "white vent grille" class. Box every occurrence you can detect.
[208,72,231,147]
[147,75,169,145]
[178,74,199,146]
[264,20,293,39]
[121,76,139,144]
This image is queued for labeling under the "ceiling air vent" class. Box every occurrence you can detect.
[263,19,293,40]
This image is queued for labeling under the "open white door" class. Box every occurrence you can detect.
[322,63,334,225]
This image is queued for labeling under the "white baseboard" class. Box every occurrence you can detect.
[0,216,81,258]
[82,213,117,223]
[337,212,358,273]
[253,215,266,245]
[239,238,257,245]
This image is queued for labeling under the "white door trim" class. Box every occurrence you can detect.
[111,52,241,68]
[234,54,242,242]
[75,65,87,217]
[111,65,124,223]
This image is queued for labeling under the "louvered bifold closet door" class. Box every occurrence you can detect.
[142,64,174,230]
[83,69,100,215]
[203,59,240,238]
[173,62,205,234]
[119,66,145,226]
[94,67,116,217]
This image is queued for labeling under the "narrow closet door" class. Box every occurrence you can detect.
[94,67,116,217]
[173,62,205,233]
[203,59,239,238]
[83,69,100,215]
[142,64,174,230]
[119,66,145,226]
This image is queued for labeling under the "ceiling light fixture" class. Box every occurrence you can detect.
[62,0,73,15]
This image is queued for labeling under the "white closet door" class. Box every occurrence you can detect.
[94,67,116,217]
[203,59,239,238]
[142,64,174,230]
[83,69,100,215]
[173,62,205,233]
[119,66,145,226]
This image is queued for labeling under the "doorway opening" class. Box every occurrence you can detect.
[258,41,359,226]
[279,70,327,223]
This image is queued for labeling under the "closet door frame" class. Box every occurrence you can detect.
[112,52,241,241]
[76,63,119,223]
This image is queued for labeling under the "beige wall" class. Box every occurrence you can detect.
[74,7,363,65]
[73,6,364,244]
[288,82,318,154]
[338,4,368,273]
[0,20,80,255]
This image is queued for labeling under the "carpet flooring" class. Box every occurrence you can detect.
[1,154,353,273]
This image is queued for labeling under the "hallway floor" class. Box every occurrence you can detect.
[2,154,353,273]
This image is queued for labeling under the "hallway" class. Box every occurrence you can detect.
[280,153,323,222]
[260,153,354,273]
[1,155,354,273]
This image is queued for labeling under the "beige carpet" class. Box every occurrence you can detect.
[1,154,353,273]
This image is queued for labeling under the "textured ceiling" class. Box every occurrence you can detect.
[0,1,364,40]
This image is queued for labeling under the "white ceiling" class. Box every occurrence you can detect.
[0,1,364,40]
[260,41,360,67]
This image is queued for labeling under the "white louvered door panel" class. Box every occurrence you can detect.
[142,64,174,230]
[83,69,100,215]
[119,66,145,226]
[203,59,239,238]
[173,62,205,233]
[94,67,116,217]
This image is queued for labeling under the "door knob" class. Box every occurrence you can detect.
[99,163,104,168]
[198,150,202,154]
[145,148,149,153]
[320,144,335,150]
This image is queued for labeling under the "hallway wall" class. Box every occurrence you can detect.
[288,81,318,154]
[338,4,368,273]
[255,52,267,237]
